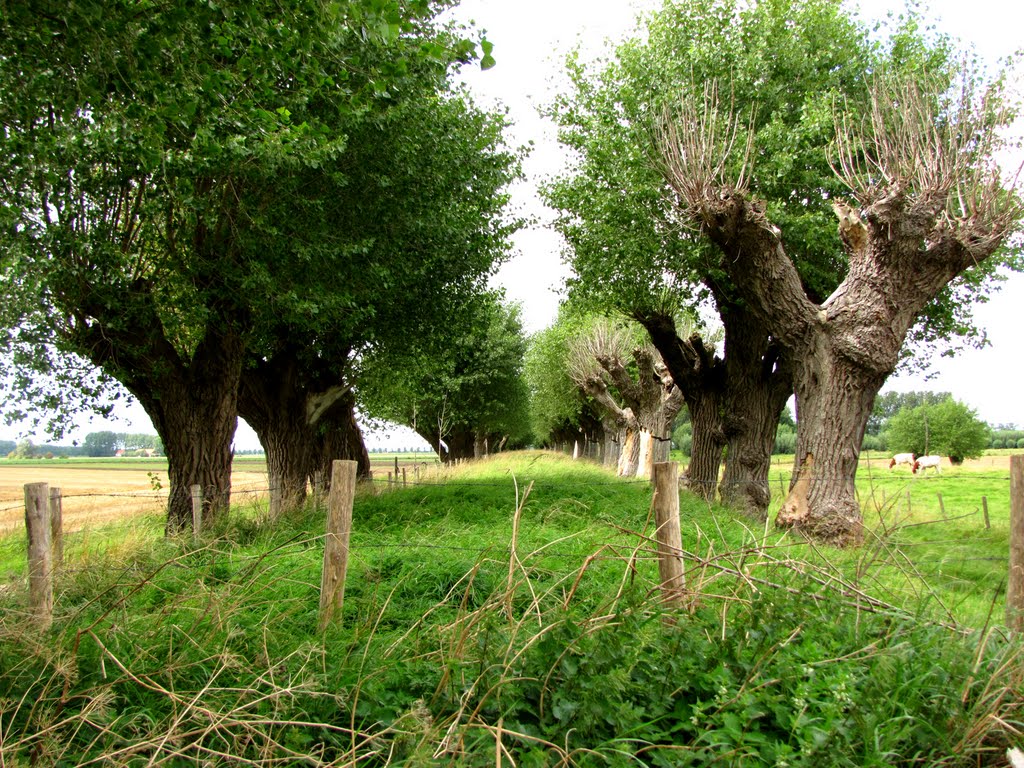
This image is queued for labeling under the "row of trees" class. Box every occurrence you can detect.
[0,0,531,531]
[534,0,1021,544]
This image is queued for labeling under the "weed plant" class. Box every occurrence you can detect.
[0,451,1021,765]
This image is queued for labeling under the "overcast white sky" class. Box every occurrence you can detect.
[3,0,1022,450]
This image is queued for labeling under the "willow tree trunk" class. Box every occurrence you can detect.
[314,393,371,486]
[238,359,314,520]
[238,352,352,519]
[638,314,726,503]
[686,394,724,502]
[718,308,792,519]
[141,332,244,534]
[617,427,641,477]
[775,336,885,545]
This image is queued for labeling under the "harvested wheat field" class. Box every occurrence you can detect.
[0,460,270,535]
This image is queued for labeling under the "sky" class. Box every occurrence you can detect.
[3,0,1022,450]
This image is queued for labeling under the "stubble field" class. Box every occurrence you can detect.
[0,458,269,535]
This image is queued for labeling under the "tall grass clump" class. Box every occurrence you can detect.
[0,451,1021,765]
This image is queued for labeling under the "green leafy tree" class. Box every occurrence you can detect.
[235,88,522,517]
[12,439,35,459]
[361,293,531,462]
[886,398,991,464]
[0,0,489,531]
[648,3,1020,543]
[867,391,953,436]
[525,310,611,460]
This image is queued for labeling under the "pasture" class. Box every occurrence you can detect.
[0,451,1022,765]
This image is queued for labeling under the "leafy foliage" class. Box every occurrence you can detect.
[360,293,532,457]
[886,397,991,462]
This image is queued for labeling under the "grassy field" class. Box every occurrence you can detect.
[1,450,1021,765]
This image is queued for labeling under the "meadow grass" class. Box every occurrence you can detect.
[0,451,1021,766]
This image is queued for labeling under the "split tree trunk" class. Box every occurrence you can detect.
[238,351,352,519]
[142,331,244,534]
[73,282,245,535]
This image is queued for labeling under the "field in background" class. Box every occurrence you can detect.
[0,452,436,535]
[2,450,1013,537]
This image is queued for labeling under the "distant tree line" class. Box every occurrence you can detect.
[3,432,165,458]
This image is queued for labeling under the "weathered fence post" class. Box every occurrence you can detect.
[402,467,407,487]
[394,456,399,477]
[49,487,63,568]
[319,460,357,631]
[24,482,53,629]
[652,462,686,608]
[982,496,990,529]
[1008,455,1024,631]
[937,493,945,518]
[191,484,203,538]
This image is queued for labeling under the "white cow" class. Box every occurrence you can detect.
[889,453,915,469]
[913,455,943,474]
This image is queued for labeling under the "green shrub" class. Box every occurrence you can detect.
[774,426,796,454]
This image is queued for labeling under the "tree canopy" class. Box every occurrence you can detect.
[360,292,532,461]
[0,0,512,529]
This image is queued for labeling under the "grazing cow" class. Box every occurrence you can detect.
[913,455,942,474]
[889,453,915,469]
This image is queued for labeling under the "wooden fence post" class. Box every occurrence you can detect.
[394,456,399,478]
[937,493,945,518]
[191,484,203,538]
[319,460,357,631]
[49,487,63,569]
[1007,455,1024,631]
[652,462,685,608]
[982,496,990,529]
[24,482,53,629]
[402,467,407,487]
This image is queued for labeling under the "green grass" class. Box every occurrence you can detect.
[1,451,1021,766]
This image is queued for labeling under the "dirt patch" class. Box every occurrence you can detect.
[0,464,269,536]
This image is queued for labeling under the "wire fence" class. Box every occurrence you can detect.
[5,454,1023,639]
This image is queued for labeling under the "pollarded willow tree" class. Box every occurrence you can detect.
[656,67,1022,544]
[237,90,521,518]
[566,318,683,479]
[547,0,1018,526]
[545,0,873,515]
[525,309,616,464]
[0,0,492,531]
